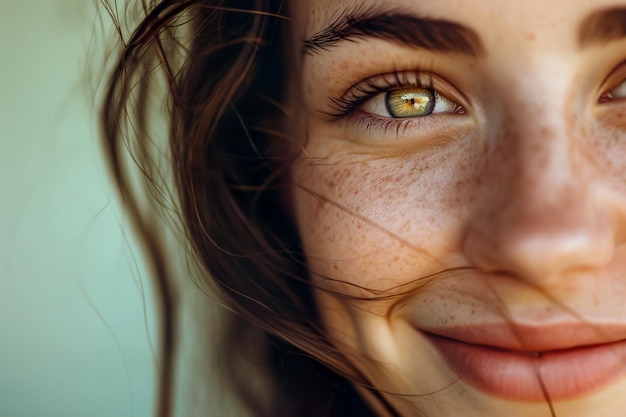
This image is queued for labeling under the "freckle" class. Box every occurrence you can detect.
[339,60,350,73]
[526,32,536,41]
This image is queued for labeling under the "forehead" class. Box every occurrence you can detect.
[294,0,626,46]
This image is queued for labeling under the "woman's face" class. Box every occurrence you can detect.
[289,0,626,415]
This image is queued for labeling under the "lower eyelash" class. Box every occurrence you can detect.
[351,113,415,136]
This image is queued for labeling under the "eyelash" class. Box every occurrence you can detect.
[326,70,463,122]
[320,65,626,139]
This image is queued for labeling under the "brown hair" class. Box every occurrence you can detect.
[100,1,388,416]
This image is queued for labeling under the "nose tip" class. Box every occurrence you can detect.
[464,205,614,283]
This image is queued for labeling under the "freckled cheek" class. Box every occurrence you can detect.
[588,117,626,192]
[291,154,480,290]
[292,162,403,253]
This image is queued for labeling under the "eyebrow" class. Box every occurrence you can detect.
[579,7,626,47]
[303,8,485,57]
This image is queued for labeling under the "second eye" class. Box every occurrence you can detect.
[361,87,460,118]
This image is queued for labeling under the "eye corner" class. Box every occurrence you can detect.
[453,105,467,115]
[596,59,626,105]
[598,92,613,104]
[597,83,626,105]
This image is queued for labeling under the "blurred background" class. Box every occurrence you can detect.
[0,1,157,416]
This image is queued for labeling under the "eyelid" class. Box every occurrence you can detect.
[598,59,626,102]
[320,70,473,145]
[326,70,467,119]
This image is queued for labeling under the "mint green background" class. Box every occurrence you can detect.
[0,1,157,416]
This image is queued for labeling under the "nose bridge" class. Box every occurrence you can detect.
[506,105,579,215]
[493,57,577,199]
[464,66,614,284]
[491,60,585,231]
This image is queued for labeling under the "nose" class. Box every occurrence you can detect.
[464,111,615,286]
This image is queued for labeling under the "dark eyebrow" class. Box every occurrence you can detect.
[579,7,626,47]
[303,9,485,57]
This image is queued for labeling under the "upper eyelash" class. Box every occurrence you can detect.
[325,70,435,119]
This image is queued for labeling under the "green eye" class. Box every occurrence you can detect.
[360,85,458,118]
[386,88,435,118]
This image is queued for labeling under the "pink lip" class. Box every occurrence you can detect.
[422,324,626,401]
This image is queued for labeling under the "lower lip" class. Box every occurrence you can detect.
[425,334,626,401]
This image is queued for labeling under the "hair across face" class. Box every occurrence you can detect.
[287,0,626,415]
[102,0,396,415]
[103,0,626,416]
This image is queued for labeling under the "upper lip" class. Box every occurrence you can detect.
[419,323,626,351]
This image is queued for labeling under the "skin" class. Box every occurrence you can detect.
[289,0,626,415]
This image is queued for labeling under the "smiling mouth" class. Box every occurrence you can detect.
[423,329,626,401]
